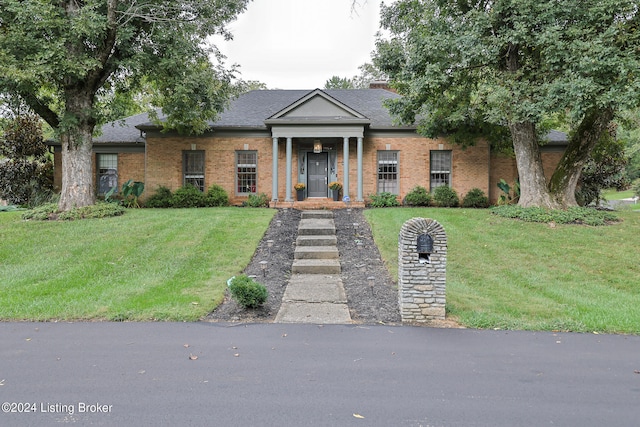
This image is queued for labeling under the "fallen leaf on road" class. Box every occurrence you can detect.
[234,353,240,357]
[189,354,198,360]
[183,344,190,348]
[634,370,640,374]
[353,413,365,419]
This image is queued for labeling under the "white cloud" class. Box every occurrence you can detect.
[212,0,383,89]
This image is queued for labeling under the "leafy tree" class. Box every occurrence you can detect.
[0,115,53,206]
[374,0,640,208]
[351,62,388,90]
[576,129,628,206]
[324,76,355,90]
[230,79,268,96]
[0,0,249,211]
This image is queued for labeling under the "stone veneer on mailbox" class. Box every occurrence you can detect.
[398,218,447,322]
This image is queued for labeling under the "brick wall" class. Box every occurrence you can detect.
[144,134,274,205]
[357,136,490,203]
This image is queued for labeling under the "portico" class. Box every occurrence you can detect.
[265,89,369,203]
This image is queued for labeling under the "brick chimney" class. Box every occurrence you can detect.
[369,80,396,93]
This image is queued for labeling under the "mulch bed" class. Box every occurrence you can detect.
[205,208,401,324]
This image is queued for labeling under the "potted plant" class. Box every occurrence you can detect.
[328,181,342,201]
[294,183,306,201]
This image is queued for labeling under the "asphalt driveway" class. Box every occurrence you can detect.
[1,322,638,426]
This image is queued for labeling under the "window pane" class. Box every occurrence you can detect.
[430,151,451,189]
[377,151,398,194]
[98,154,118,195]
[237,151,257,194]
[183,151,204,192]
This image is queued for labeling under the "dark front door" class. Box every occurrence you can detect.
[307,153,328,197]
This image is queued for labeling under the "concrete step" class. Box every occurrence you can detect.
[282,274,347,303]
[297,218,336,236]
[291,259,341,274]
[301,210,334,220]
[294,246,339,259]
[296,235,337,246]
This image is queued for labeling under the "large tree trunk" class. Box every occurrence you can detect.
[58,89,97,211]
[509,121,561,208]
[548,108,614,207]
[59,127,95,211]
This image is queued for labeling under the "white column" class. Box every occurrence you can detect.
[357,136,363,201]
[343,137,350,199]
[272,137,278,201]
[285,137,293,201]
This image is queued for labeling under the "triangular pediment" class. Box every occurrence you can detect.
[267,89,367,121]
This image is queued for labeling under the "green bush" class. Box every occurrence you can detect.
[462,188,490,208]
[403,186,431,206]
[21,202,125,221]
[228,275,268,308]
[490,205,619,226]
[243,193,270,208]
[206,184,229,207]
[368,192,400,207]
[632,178,640,198]
[432,186,459,207]
[144,186,173,208]
[171,184,207,208]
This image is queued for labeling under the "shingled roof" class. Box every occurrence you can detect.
[93,88,567,144]
[95,89,404,143]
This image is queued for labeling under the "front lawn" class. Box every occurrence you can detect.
[365,208,640,334]
[0,208,275,321]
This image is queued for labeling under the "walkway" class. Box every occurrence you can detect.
[274,210,352,324]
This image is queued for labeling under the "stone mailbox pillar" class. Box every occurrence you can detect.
[398,218,447,322]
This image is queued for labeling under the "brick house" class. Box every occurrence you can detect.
[50,87,566,206]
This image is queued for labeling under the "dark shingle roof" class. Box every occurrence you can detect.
[93,111,151,143]
[94,89,567,144]
[208,89,401,129]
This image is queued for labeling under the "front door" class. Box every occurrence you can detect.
[307,153,328,197]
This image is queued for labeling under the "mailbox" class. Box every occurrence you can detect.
[417,234,433,253]
[417,233,433,263]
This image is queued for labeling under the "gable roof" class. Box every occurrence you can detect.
[210,88,402,130]
[266,89,368,122]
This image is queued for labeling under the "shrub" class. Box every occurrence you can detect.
[144,186,173,208]
[21,202,125,221]
[632,178,640,198]
[490,205,619,226]
[243,193,270,208]
[171,184,207,208]
[462,188,489,208]
[368,192,400,207]
[433,186,459,207]
[206,184,229,207]
[403,186,431,207]
[228,275,268,308]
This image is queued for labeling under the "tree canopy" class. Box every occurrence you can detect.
[0,0,249,210]
[374,0,640,207]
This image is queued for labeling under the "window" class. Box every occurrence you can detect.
[377,151,399,194]
[430,150,452,189]
[183,151,205,191]
[97,154,118,195]
[236,151,257,194]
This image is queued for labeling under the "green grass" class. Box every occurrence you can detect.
[365,208,640,334]
[0,208,275,321]
[602,188,635,200]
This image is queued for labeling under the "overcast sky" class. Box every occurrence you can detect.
[213,0,384,89]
